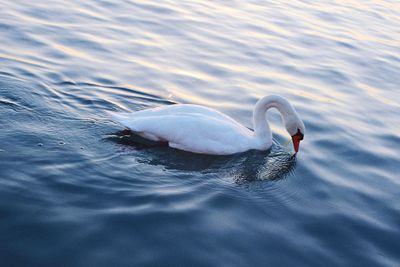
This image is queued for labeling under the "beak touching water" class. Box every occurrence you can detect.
[291,129,304,153]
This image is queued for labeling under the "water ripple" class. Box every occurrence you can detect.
[1,0,400,266]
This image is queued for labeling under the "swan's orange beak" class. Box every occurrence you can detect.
[291,130,304,153]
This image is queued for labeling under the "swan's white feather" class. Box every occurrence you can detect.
[108,104,261,155]
[108,96,304,155]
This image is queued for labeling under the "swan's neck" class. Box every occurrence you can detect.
[252,95,294,140]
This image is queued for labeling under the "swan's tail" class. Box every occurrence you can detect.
[106,110,164,142]
[105,110,131,127]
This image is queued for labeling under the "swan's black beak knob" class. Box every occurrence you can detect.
[291,129,304,153]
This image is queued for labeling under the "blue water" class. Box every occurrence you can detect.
[1,1,400,266]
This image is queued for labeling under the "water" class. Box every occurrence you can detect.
[1,1,399,266]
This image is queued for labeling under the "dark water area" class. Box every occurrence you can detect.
[1,1,400,266]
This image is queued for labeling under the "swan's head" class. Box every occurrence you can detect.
[254,95,305,152]
[285,113,305,153]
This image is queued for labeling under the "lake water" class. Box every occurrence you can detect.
[1,1,399,266]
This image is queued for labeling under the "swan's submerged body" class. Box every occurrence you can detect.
[109,95,305,155]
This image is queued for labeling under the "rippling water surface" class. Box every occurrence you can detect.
[1,1,400,266]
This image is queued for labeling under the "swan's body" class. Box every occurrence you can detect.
[109,95,305,155]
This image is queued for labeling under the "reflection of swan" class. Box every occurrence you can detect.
[108,95,305,155]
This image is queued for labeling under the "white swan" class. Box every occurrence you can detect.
[108,95,305,155]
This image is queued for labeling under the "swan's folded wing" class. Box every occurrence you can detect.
[108,110,255,154]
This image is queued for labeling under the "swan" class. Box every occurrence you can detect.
[108,95,305,155]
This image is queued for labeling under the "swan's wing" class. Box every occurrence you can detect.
[109,104,240,124]
[108,108,255,154]
[150,104,240,124]
[107,104,247,133]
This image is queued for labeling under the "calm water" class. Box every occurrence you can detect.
[1,1,400,266]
